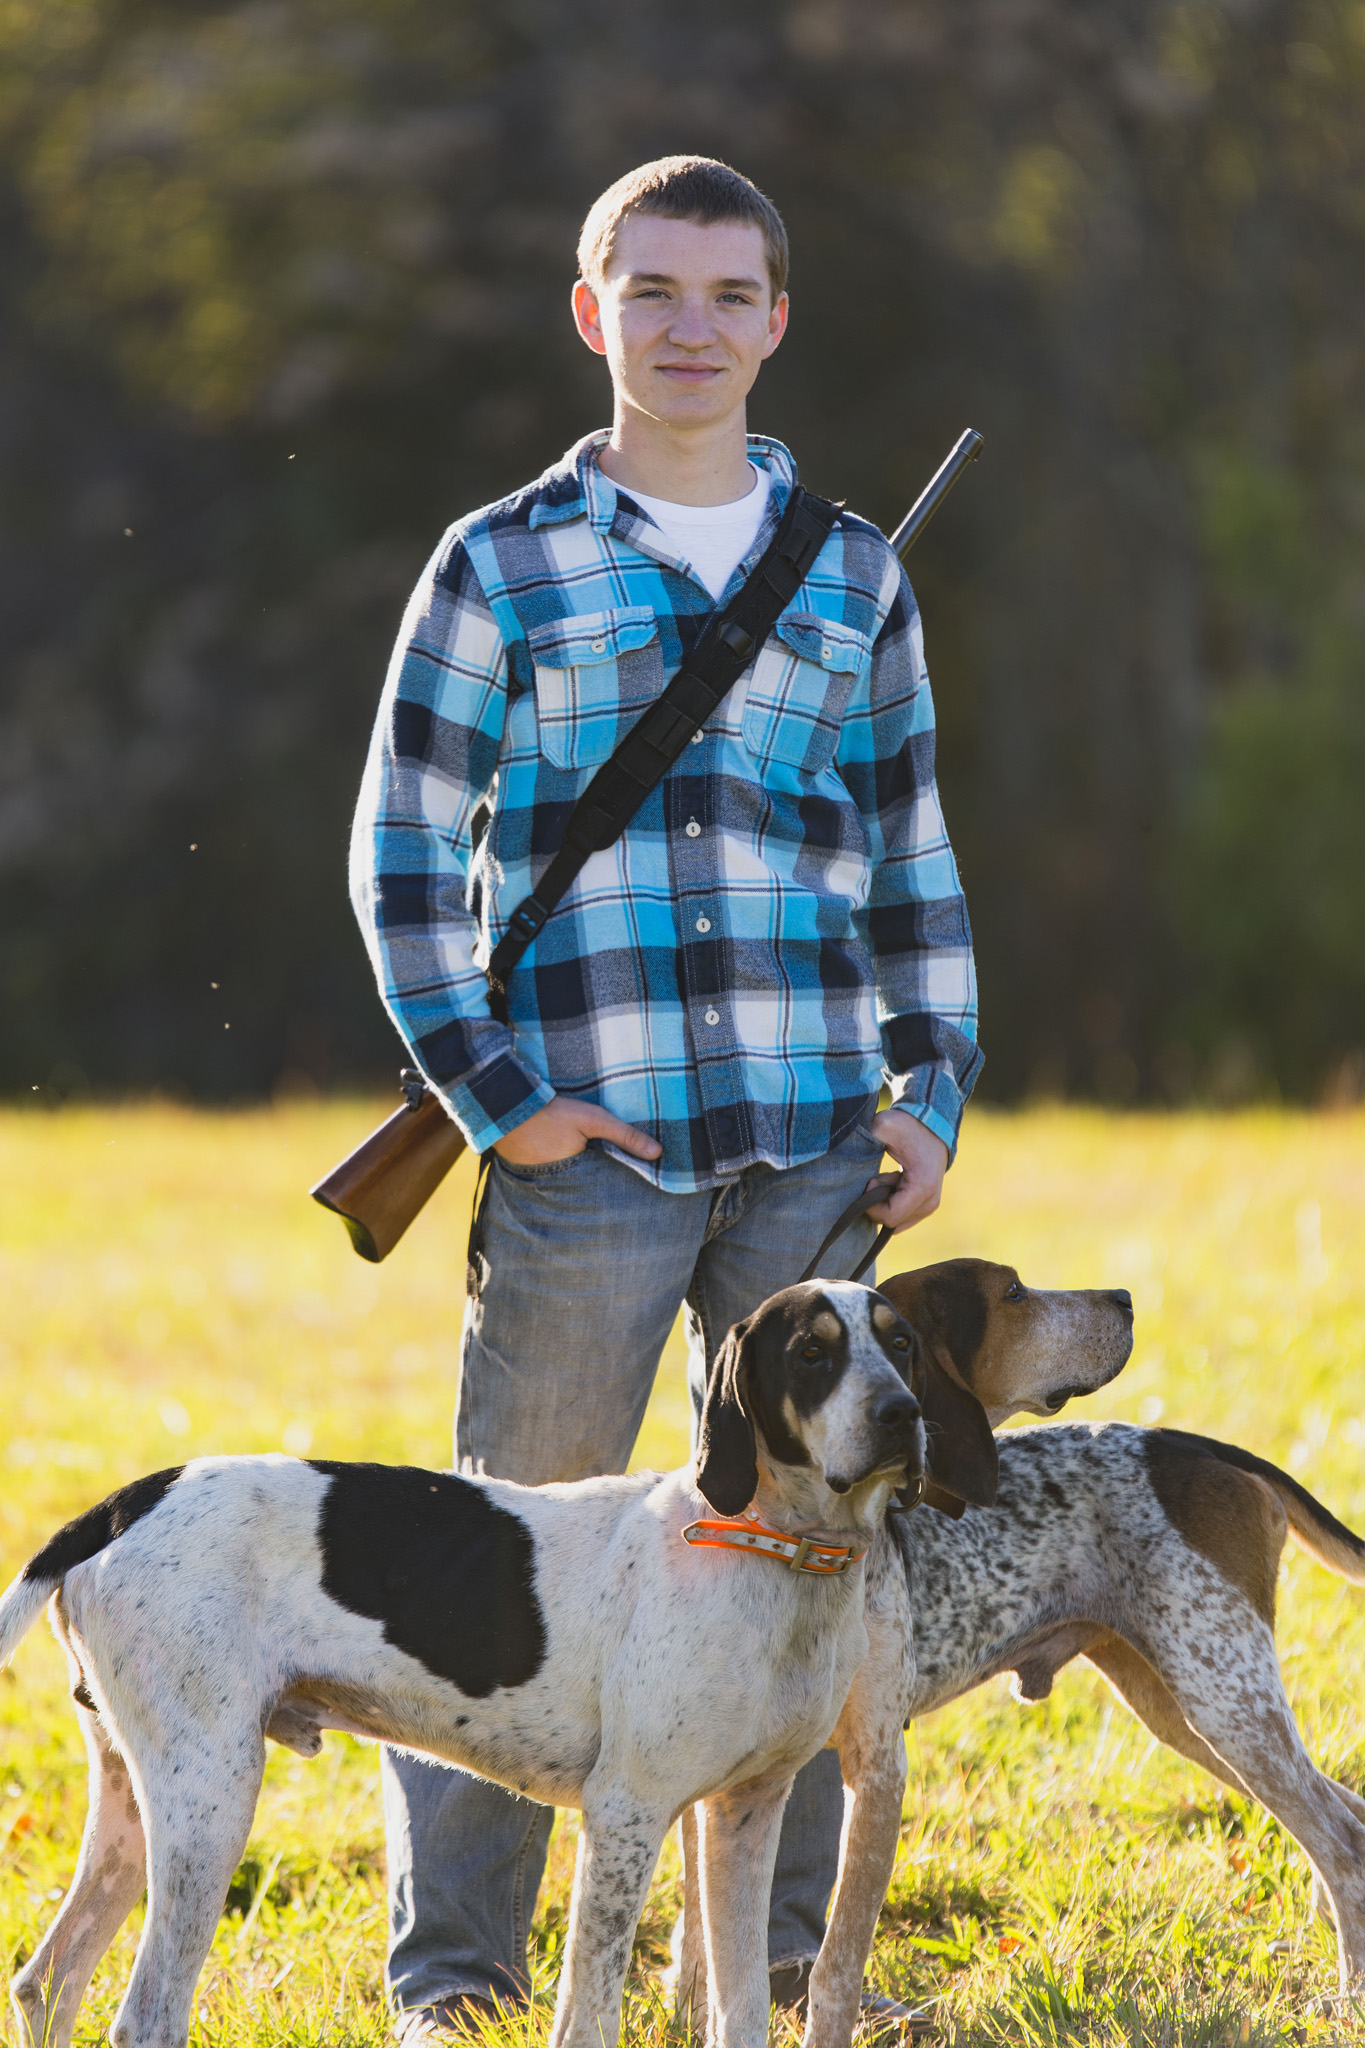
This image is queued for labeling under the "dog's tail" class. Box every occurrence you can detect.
[1164,1431,1365,1586]
[0,1572,56,1671]
[0,1466,187,1671]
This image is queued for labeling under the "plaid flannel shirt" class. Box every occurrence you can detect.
[351,431,982,1192]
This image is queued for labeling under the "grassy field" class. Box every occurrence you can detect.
[2,1102,1365,2045]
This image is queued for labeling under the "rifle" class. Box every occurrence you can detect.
[311,428,984,1262]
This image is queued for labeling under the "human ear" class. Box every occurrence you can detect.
[694,1325,758,1516]
[572,278,608,356]
[761,290,789,360]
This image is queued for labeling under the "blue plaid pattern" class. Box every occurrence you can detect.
[351,431,982,1191]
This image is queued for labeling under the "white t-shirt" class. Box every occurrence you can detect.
[625,465,772,601]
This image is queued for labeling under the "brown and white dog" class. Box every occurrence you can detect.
[808,1427,1365,2037]
[688,1260,1365,2042]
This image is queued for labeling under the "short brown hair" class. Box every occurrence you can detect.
[577,156,788,301]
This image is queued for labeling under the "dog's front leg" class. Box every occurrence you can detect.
[802,1533,914,2048]
[806,1540,912,2048]
[802,1720,908,2048]
[670,1804,708,2038]
[697,1772,793,2048]
[549,1787,671,2048]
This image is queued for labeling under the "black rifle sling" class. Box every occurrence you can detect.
[485,485,839,1023]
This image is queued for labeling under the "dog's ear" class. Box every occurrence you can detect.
[919,1345,998,1511]
[920,1480,968,1519]
[880,1264,988,1394]
[695,1324,758,1516]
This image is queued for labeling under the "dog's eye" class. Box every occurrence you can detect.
[1004,1280,1025,1302]
[891,1335,910,1351]
[801,1344,826,1363]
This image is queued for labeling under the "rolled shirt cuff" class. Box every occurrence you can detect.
[884,1066,974,1165]
[426,1045,556,1154]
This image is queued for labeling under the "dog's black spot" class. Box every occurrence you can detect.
[309,1463,546,1697]
[745,1290,852,1447]
[24,1468,185,1583]
[748,1333,824,1458]
[696,1296,822,1512]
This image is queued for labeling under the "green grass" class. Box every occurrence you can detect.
[2,1101,1365,2043]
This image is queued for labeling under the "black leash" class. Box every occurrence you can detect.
[798,1167,923,1516]
[485,486,839,1023]
[797,1173,901,1286]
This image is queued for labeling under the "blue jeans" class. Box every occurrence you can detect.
[383,1116,884,2012]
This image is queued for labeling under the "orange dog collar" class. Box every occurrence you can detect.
[681,1513,867,1576]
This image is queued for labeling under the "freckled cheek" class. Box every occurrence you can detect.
[800,1416,830,1469]
[1006,1323,1055,1389]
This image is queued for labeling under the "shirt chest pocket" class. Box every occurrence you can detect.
[741,614,872,777]
[526,606,663,771]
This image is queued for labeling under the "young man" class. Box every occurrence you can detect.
[351,156,981,2042]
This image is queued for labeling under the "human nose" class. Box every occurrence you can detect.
[665,298,720,348]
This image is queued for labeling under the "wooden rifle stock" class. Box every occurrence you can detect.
[311,1072,466,1263]
[313,429,983,1259]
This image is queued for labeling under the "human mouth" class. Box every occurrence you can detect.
[658,364,722,382]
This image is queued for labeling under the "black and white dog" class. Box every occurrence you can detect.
[0,1279,987,2048]
[672,1259,1138,2048]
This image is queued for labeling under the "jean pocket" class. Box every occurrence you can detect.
[741,613,870,777]
[850,1126,889,1171]
[526,606,663,770]
[493,1146,597,1184]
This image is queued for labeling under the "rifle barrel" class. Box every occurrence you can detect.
[888,428,984,560]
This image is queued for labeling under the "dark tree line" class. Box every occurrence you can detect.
[2,0,1362,1104]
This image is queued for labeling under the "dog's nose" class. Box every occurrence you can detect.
[1108,1288,1133,1315]
[874,1390,920,1434]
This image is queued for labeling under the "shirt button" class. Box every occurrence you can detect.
[821,642,834,659]
[695,916,711,933]
[704,1009,720,1026]
[590,638,606,653]
[685,819,701,838]
[690,731,704,745]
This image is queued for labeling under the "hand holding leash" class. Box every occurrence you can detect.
[795,1112,948,1287]
[798,1175,901,1285]
[863,1109,948,1232]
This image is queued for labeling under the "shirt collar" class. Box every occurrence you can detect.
[527,430,799,533]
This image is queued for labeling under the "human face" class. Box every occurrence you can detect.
[573,214,788,433]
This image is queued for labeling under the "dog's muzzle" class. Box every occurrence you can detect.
[875,1390,923,1464]
[831,1393,923,1493]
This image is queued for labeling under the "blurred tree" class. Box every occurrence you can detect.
[0,0,1362,1101]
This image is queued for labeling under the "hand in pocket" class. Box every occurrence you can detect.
[494,1097,663,1168]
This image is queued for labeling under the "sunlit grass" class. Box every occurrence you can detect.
[2,1101,1364,2043]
